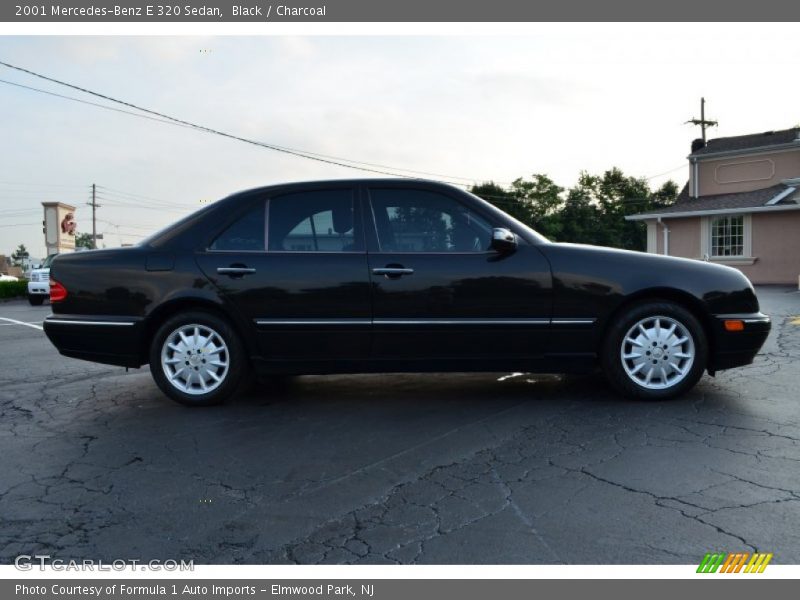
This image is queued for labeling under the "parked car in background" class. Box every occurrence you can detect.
[43,179,770,406]
[27,253,57,305]
[0,273,19,282]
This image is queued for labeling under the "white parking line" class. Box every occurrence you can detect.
[0,317,44,331]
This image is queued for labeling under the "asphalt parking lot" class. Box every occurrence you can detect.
[1,286,799,565]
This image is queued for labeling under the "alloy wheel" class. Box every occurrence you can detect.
[160,323,230,395]
[620,315,695,390]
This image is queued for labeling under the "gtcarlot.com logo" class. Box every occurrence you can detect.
[697,552,773,573]
[14,554,193,571]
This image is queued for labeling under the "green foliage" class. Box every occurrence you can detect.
[471,168,679,251]
[75,232,94,250]
[11,244,29,267]
[0,280,28,299]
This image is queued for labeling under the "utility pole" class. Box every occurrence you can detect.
[686,97,718,143]
[88,183,100,249]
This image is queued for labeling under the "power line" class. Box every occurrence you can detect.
[0,61,501,186]
[0,78,199,132]
[97,196,191,215]
[97,218,155,232]
[645,164,686,180]
[96,185,186,205]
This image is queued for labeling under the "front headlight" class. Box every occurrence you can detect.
[30,273,40,282]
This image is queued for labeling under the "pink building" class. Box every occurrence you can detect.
[627,128,800,284]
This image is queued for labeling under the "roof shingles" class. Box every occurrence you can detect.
[691,127,800,156]
[632,184,796,217]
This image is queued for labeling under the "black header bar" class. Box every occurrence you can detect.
[4,0,800,22]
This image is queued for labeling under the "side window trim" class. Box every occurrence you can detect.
[365,187,498,255]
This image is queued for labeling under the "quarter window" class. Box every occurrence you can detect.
[209,202,265,251]
[710,215,744,257]
[369,189,492,252]
[268,190,360,252]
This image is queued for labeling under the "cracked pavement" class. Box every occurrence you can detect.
[1,286,799,564]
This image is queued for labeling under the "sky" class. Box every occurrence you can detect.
[1,25,798,259]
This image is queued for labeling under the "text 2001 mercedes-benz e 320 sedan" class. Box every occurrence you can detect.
[43,179,770,406]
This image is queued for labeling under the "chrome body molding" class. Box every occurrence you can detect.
[45,318,136,327]
[255,319,372,326]
[551,318,597,325]
[254,317,596,326]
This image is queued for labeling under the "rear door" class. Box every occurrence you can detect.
[365,185,552,361]
[195,186,372,362]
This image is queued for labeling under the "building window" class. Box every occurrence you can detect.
[710,215,744,257]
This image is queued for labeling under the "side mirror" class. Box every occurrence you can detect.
[491,228,517,253]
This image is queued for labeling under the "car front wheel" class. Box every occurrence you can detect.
[28,295,44,306]
[149,311,249,406]
[602,301,707,400]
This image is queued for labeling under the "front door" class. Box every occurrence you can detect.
[364,185,552,361]
[196,187,372,362]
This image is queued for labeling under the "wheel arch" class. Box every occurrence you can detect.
[139,297,255,365]
[599,287,715,369]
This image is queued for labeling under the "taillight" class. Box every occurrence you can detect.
[50,279,68,303]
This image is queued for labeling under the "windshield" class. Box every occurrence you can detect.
[40,254,57,269]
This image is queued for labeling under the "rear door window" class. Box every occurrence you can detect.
[209,202,266,251]
[268,189,361,252]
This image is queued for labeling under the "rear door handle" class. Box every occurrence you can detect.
[217,266,256,276]
[372,267,414,278]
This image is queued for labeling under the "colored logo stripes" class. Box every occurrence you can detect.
[697,552,773,573]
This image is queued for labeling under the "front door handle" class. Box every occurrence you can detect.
[217,266,256,277]
[372,266,414,278]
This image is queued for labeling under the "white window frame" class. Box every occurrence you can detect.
[700,213,752,261]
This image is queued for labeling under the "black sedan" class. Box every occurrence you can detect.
[43,179,770,406]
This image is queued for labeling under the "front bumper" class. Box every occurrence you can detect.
[27,281,50,295]
[709,312,771,372]
[43,314,145,368]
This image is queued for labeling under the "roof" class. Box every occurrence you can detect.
[626,183,799,220]
[228,177,461,199]
[691,127,800,157]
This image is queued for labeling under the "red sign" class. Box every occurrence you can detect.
[60,212,76,236]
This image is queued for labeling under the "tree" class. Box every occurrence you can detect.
[472,175,564,240]
[11,244,29,267]
[471,181,517,214]
[472,169,680,251]
[75,232,94,250]
[508,174,564,240]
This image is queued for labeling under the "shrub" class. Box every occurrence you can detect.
[0,280,29,299]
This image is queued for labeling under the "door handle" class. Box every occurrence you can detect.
[217,266,256,276]
[372,266,414,278]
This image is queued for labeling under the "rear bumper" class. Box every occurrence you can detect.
[709,312,771,372]
[43,314,145,368]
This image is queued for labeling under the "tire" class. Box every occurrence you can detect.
[28,295,45,306]
[149,310,249,407]
[601,300,707,400]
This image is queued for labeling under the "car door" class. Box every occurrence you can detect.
[365,185,552,361]
[195,186,372,362]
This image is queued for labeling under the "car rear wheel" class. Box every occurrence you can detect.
[149,311,249,406]
[28,295,44,306]
[602,301,707,400]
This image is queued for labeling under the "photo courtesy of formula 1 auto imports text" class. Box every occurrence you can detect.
[1,1,800,598]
